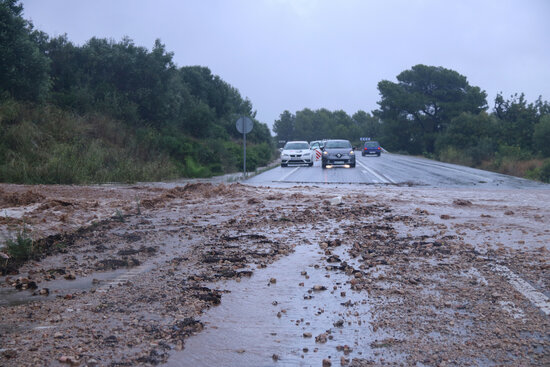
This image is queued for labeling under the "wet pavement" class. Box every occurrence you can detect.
[247,153,550,189]
[168,244,377,367]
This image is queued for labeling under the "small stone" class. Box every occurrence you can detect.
[270,278,277,284]
[272,354,279,361]
[329,196,342,205]
[315,333,328,343]
[323,358,332,367]
[59,355,79,365]
[64,273,76,280]
[54,332,64,339]
[303,332,312,338]
[39,288,50,295]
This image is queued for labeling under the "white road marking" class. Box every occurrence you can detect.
[357,160,393,183]
[278,167,300,181]
[491,264,550,316]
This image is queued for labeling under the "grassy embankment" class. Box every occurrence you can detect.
[0,100,275,184]
[437,146,550,183]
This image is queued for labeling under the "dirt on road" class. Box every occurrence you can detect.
[0,182,549,366]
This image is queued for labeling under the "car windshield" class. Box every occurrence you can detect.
[284,142,309,150]
[365,141,379,147]
[325,140,351,149]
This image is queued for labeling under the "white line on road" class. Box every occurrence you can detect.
[278,167,300,181]
[491,264,550,316]
[357,160,394,183]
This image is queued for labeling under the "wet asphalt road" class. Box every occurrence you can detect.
[247,152,550,189]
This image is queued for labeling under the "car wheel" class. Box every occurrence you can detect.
[322,163,327,169]
[281,163,287,167]
[362,153,365,156]
[350,163,356,168]
[308,162,313,167]
[377,153,381,157]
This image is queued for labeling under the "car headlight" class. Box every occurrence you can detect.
[349,150,355,155]
[281,153,289,158]
[323,151,328,155]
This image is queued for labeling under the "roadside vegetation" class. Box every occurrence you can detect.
[0,0,275,184]
[274,65,550,183]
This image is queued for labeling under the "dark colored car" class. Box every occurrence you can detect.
[362,141,382,156]
[321,139,355,169]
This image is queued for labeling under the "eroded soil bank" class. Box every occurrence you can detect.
[0,182,549,366]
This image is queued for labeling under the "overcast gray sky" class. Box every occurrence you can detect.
[22,0,550,129]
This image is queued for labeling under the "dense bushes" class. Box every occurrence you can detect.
[0,1,275,183]
[0,100,274,184]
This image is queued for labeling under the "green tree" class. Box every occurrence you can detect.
[376,64,487,154]
[352,110,381,139]
[435,112,497,165]
[533,115,550,157]
[0,0,50,101]
[493,93,545,151]
[273,110,295,142]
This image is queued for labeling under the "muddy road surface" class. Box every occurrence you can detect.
[1,181,549,366]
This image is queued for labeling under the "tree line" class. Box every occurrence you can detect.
[0,0,274,183]
[274,65,550,182]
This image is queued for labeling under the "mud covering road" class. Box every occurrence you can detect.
[0,182,549,366]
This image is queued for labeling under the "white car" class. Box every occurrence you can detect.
[280,141,313,167]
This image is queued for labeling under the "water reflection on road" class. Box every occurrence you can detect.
[168,244,375,366]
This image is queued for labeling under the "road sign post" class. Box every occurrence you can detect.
[236,116,253,177]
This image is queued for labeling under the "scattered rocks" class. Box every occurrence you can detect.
[58,355,79,365]
[453,199,472,206]
[1,183,548,367]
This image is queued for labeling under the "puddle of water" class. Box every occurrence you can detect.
[167,244,375,367]
[0,269,127,306]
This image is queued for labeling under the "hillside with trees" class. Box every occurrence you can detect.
[0,0,274,184]
[274,65,550,182]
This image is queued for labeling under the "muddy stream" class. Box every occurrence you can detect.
[168,243,379,366]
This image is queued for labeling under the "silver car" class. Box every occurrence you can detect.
[280,141,313,167]
[321,139,356,169]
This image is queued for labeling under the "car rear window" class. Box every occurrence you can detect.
[284,142,309,150]
[364,141,379,147]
